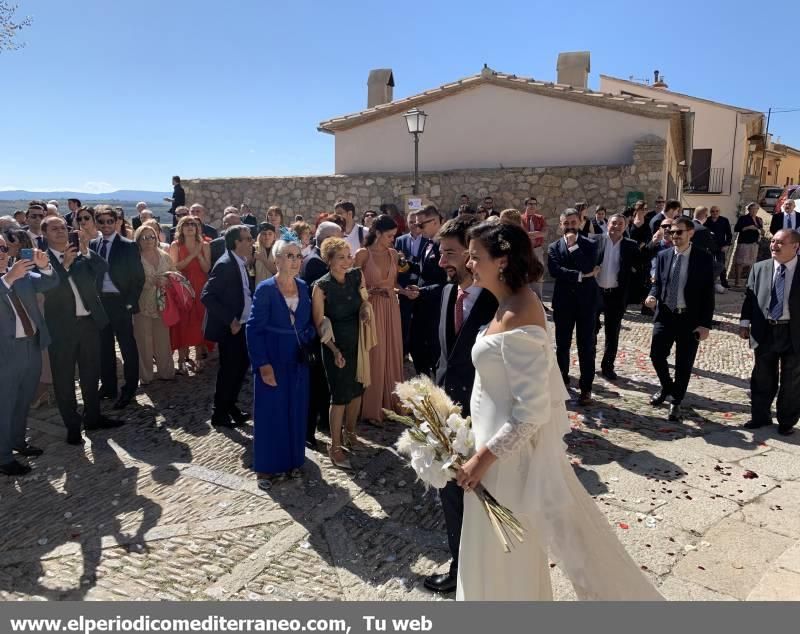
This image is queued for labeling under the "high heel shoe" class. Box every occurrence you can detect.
[343,430,364,449]
[328,446,352,470]
[30,390,51,410]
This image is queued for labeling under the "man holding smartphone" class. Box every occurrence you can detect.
[43,216,122,445]
[0,238,58,476]
[645,216,715,421]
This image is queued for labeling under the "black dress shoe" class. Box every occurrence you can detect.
[230,409,250,426]
[668,403,683,421]
[601,367,619,381]
[13,444,44,457]
[84,416,124,430]
[305,438,320,452]
[112,395,133,410]
[578,390,592,406]
[650,390,671,406]
[212,416,234,429]
[423,572,457,594]
[66,431,85,446]
[98,389,117,400]
[0,460,32,476]
[743,420,771,430]
[777,426,795,436]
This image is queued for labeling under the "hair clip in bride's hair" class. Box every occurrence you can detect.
[498,237,511,252]
[279,226,301,244]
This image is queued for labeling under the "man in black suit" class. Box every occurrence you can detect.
[42,217,122,444]
[645,216,715,421]
[0,240,58,475]
[548,209,601,405]
[422,215,497,595]
[705,205,732,290]
[210,210,242,268]
[595,213,640,380]
[239,204,259,236]
[164,175,186,226]
[409,205,447,377]
[740,229,800,435]
[202,226,254,428]
[770,199,799,236]
[64,198,81,228]
[91,206,145,409]
[189,204,219,241]
[649,199,682,234]
[395,211,429,356]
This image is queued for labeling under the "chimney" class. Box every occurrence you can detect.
[367,69,395,108]
[556,51,590,88]
[652,70,668,89]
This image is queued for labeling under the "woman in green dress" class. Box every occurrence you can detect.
[311,237,370,470]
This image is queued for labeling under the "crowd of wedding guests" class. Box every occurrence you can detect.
[2,187,798,497]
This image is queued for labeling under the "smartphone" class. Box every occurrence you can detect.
[68,231,81,250]
[19,248,34,261]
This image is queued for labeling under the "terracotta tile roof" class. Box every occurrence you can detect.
[318,66,692,134]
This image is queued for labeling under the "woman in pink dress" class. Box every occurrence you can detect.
[354,214,410,425]
[168,215,211,374]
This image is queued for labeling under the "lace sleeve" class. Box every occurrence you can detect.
[485,330,551,460]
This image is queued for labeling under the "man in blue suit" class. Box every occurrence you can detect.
[0,238,58,476]
[202,225,254,428]
[394,211,428,356]
[548,208,601,405]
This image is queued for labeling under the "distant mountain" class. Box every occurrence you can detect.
[0,190,170,203]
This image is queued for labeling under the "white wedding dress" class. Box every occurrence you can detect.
[456,325,663,601]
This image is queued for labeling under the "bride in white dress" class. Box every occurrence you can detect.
[455,221,663,601]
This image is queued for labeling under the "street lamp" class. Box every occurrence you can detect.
[403,108,428,195]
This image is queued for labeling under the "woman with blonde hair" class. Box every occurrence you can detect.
[169,214,211,373]
[311,237,370,469]
[134,224,176,383]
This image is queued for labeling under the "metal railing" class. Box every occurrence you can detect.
[684,167,725,194]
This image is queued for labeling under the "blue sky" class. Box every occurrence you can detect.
[2,0,799,192]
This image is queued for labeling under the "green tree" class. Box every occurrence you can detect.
[1,1,31,52]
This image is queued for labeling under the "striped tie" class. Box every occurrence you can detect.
[769,264,787,321]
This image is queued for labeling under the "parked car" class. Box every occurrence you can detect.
[759,186,785,213]
[773,184,800,214]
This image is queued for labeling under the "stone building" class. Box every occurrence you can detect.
[184,53,692,238]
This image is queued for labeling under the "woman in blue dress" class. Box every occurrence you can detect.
[246,238,316,489]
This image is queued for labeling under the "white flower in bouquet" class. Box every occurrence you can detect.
[452,424,475,456]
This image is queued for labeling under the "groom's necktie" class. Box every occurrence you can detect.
[665,253,683,311]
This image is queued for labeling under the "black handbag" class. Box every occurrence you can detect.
[288,303,318,366]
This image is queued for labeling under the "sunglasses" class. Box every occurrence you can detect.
[414,218,436,228]
[96,218,116,226]
[183,222,199,228]
[139,235,157,242]
[668,229,685,236]
[27,214,44,219]
[77,215,93,222]
[660,224,672,229]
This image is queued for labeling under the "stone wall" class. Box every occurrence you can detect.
[184,136,666,244]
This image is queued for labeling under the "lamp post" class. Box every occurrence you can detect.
[403,108,428,195]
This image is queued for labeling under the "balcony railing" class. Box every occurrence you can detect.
[684,167,725,194]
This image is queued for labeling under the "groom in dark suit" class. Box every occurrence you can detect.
[91,206,145,409]
[740,229,800,435]
[0,239,59,475]
[422,215,498,594]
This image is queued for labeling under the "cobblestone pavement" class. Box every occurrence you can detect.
[2,286,798,601]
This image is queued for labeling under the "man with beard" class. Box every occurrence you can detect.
[421,215,497,594]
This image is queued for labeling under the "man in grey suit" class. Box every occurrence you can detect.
[0,238,59,476]
[740,229,800,435]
